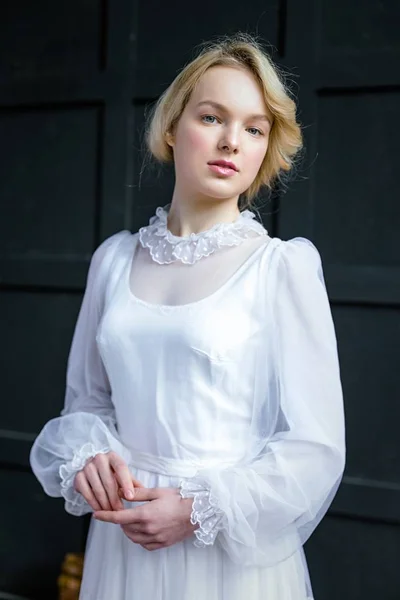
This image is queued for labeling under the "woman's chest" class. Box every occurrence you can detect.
[99,292,262,366]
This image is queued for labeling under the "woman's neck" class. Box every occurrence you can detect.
[167,196,241,238]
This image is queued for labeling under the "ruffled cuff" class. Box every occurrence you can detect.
[59,442,110,516]
[179,479,226,547]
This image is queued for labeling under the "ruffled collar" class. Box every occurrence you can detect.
[138,205,268,265]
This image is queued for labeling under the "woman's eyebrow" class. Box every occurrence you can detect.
[196,100,271,122]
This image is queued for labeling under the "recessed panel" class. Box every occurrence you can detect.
[130,103,175,232]
[0,469,84,597]
[306,515,400,599]
[0,0,104,81]
[1,290,83,433]
[314,92,400,267]
[0,106,100,258]
[333,304,400,483]
[320,0,400,54]
[135,0,280,97]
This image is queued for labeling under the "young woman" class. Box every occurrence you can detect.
[30,34,345,600]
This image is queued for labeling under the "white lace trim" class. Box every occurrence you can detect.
[139,205,267,264]
[179,479,226,547]
[59,442,109,515]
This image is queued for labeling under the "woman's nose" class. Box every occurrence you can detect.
[217,129,240,154]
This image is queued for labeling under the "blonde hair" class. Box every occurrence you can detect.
[145,33,303,207]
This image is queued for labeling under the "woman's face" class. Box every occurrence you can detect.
[168,66,272,204]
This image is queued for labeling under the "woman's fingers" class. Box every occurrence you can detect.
[95,455,124,511]
[142,543,163,551]
[117,476,145,500]
[120,526,164,551]
[121,530,149,544]
[74,472,102,512]
[109,453,136,500]
[84,461,112,510]
[75,452,145,510]
[132,476,145,489]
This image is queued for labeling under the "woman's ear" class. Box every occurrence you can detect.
[165,131,174,147]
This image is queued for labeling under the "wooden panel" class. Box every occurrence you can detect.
[0,258,90,289]
[333,304,400,483]
[0,0,105,81]
[325,265,400,305]
[0,290,81,436]
[0,434,35,470]
[319,0,399,53]
[97,0,139,238]
[317,0,400,88]
[0,74,117,107]
[0,469,84,598]
[318,53,400,89]
[276,0,319,239]
[332,477,400,523]
[314,91,399,268]
[0,105,102,287]
[129,103,175,233]
[135,0,280,98]
[305,515,400,599]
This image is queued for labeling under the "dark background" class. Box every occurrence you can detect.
[1,1,399,598]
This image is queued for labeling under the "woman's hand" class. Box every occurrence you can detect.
[94,488,197,551]
[74,451,144,512]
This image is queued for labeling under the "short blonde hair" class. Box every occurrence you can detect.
[146,33,303,207]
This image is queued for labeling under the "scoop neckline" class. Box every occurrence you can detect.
[125,234,278,311]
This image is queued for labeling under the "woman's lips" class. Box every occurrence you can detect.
[208,164,237,177]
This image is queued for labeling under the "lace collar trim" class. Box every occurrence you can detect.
[138,205,268,265]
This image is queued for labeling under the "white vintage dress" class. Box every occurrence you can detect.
[30,207,345,600]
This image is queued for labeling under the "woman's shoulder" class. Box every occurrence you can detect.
[91,230,138,266]
[268,235,322,270]
[84,231,139,295]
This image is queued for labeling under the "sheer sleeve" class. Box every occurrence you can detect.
[30,231,132,516]
[180,237,346,566]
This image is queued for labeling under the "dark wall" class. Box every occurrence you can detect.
[1,1,399,598]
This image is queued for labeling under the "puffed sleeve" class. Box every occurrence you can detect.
[30,231,132,516]
[180,237,346,566]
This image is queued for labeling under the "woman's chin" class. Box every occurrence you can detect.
[197,182,244,202]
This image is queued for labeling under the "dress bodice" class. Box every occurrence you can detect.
[97,234,277,466]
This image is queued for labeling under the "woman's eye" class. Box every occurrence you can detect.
[247,127,263,136]
[202,115,218,124]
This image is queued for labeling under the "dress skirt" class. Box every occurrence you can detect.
[79,466,311,600]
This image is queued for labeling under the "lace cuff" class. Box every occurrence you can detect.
[179,479,226,547]
[59,442,109,516]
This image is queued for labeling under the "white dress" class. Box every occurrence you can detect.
[30,207,346,600]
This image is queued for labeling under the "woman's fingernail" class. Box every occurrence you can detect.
[125,489,134,500]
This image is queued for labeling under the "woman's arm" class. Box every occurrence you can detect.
[180,238,346,566]
[30,231,134,516]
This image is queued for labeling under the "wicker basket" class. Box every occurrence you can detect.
[58,553,84,600]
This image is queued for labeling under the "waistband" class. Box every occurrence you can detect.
[128,447,237,478]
